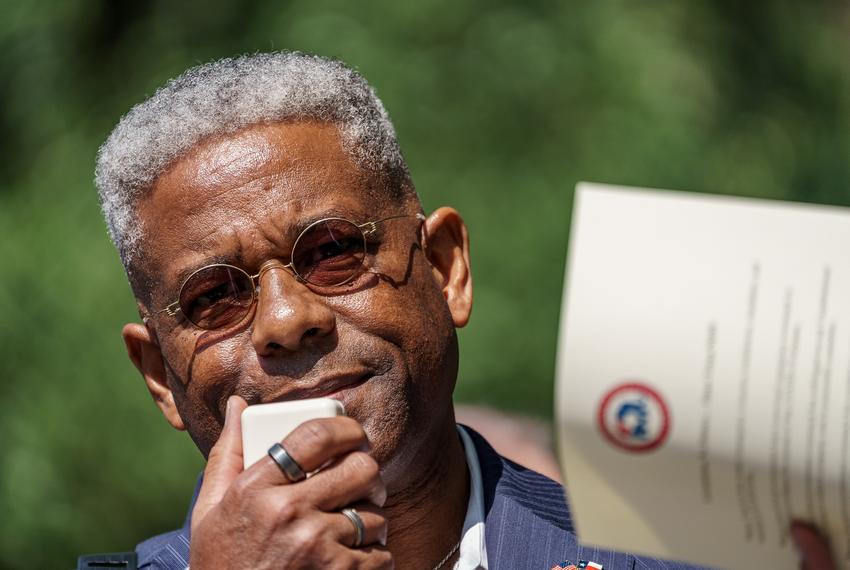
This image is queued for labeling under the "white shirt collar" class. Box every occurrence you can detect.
[454,424,488,570]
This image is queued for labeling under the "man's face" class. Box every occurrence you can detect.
[129,121,469,489]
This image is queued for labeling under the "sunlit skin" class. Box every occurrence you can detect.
[114,119,836,570]
[121,121,473,568]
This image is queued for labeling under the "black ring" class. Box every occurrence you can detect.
[268,443,306,482]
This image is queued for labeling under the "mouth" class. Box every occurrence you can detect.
[268,371,373,404]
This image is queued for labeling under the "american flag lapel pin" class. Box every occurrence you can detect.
[550,561,577,570]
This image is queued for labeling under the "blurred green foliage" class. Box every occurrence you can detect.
[2,0,850,566]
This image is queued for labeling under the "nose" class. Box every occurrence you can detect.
[251,262,336,355]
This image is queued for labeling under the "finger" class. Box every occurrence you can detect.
[791,521,835,570]
[245,416,370,487]
[284,416,370,472]
[329,544,394,570]
[191,395,248,531]
[327,503,388,548]
[298,450,387,510]
[351,545,394,569]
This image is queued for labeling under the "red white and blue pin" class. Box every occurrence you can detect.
[550,560,603,570]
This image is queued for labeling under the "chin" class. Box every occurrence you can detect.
[360,406,454,496]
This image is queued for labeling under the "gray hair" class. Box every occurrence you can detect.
[95,51,411,282]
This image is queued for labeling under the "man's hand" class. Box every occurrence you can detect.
[189,396,392,569]
[792,521,835,570]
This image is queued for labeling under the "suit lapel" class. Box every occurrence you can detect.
[136,476,200,569]
[466,426,637,570]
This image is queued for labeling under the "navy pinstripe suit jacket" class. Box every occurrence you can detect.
[136,427,710,569]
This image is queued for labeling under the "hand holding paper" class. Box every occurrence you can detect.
[556,183,847,570]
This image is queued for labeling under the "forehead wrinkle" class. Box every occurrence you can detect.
[177,127,279,195]
[180,187,329,275]
[201,139,273,180]
[181,127,359,208]
[141,172,284,258]
[183,171,284,213]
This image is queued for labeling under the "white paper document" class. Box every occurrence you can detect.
[556,183,850,570]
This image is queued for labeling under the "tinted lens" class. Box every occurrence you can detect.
[292,218,366,286]
[178,265,254,329]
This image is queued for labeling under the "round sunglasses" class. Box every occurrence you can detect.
[153,213,424,330]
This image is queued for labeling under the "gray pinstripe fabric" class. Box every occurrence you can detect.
[135,427,715,570]
[466,428,712,570]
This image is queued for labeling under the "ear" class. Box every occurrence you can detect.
[122,322,186,431]
[422,207,473,327]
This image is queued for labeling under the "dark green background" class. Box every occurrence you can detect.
[2,1,849,566]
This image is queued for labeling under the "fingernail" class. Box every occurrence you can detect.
[224,396,235,424]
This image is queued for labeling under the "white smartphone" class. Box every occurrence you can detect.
[241,398,346,469]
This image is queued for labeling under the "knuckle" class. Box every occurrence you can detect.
[227,474,252,501]
[288,519,329,557]
[297,419,334,450]
[300,516,329,542]
[273,498,301,525]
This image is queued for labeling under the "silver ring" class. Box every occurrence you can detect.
[340,508,365,547]
[267,443,306,482]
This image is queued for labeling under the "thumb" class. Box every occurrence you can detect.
[191,395,248,531]
[791,521,835,570]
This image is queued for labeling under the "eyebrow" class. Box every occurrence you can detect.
[171,254,235,290]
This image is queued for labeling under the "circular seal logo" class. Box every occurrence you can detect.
[597,382,670,453]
